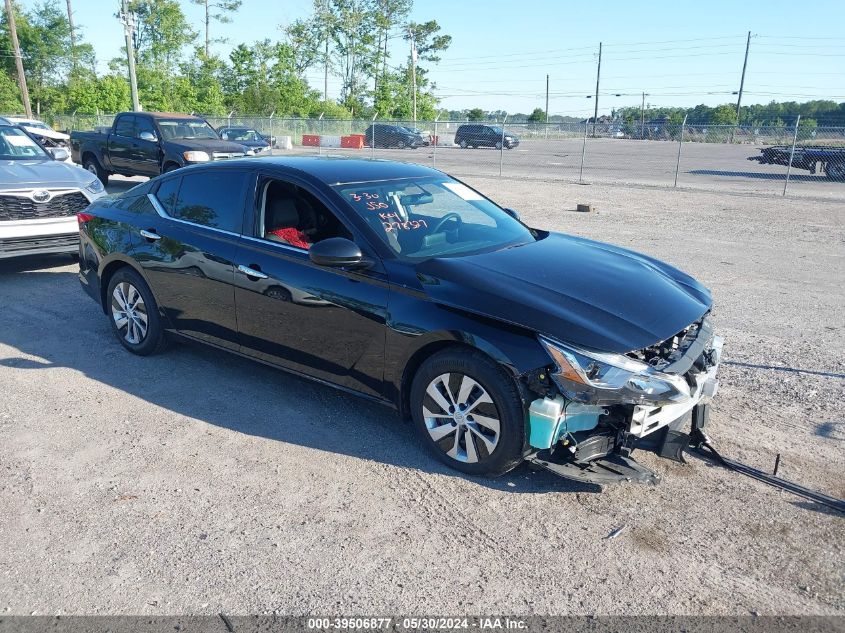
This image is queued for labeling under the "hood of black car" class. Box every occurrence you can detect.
[165,138,248,154]
[415,233,712,353]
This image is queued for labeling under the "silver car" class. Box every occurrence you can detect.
[0,124,106,259]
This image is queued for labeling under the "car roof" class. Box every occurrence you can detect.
[140,112,206,120]
[186,156,445,185]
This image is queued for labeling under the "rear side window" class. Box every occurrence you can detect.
[114,116,134,137]
[155,177,181,214]
[171,170,249,233]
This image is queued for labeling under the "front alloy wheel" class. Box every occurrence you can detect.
[410,348,525,476]
[423,373,500,463]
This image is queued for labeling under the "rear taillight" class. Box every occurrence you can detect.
[77,212,95,227]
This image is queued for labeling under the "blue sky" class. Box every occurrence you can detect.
[42,0,845,115]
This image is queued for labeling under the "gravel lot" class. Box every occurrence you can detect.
[0,174,843,616]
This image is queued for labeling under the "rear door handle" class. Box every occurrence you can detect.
[139,229,161,241]
[237,264,268,280]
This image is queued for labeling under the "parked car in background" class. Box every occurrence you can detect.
[0,124,105,259]
[364,124,425,149]
[70,112,248,185]
[404,126,432,146]
[217,126,272,154]
[77,156,721,485]
[5,117,72,162]
[454,124,519,149]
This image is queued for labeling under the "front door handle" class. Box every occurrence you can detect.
[237,264,269,280]
[139,229,161,241]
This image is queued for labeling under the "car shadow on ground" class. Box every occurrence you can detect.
[0,263,597,496]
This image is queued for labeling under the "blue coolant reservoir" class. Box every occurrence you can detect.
[528,396,605,450]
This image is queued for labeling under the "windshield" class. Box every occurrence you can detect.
[334,176,536,260]
[223,128,261,141]
[157,119,218,140]
[0,126,49,160]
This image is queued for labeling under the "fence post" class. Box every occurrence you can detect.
[371,112,378,159]
[318,112,324,156]
[498,113,508,177]
[674,114,687,188]
[433,114,439,167]
[579,118,588,183]
[783,115,801,196]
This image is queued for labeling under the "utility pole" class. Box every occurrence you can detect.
[409,28,418,123]
[323,34,328,102]
[735,31,751,126]
[640,92,649,139]
[119,0,140,111]
[66,0,76,69]
[592,42,601,137]
[5,0,32,117]
[545,74,549,123]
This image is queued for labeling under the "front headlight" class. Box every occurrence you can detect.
[504,136,513,141]
[539,337,691,406]
[182,150,210,162]
[85,178,104,194]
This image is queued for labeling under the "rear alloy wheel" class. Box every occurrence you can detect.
[495,140,503,150]
[459,139,468,149]
[410,349,525,476]
[107,268,167,356]
[397,140,406,149]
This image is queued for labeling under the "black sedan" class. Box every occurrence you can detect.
[77,157,722,483]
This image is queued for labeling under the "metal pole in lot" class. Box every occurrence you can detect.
[783,115,801,196]
[674,114,687,188]
[371,112,377,159]
[318,112,324,156]
[433,114,439,167]
[579,118,588,183]
[499,113,508,177]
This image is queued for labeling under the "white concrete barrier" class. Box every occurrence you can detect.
[319,135,342,148]
[276,135,293,150]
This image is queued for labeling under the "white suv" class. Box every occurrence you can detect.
[0,124,106,259]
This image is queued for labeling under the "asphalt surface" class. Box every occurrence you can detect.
[285,138,845,200]
[0,175,843,615]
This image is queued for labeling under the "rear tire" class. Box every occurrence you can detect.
[410,348,525,477]
[106,268,167,356]
[83,155,109,186]
[459,139,468,149]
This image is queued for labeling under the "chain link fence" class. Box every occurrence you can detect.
[45,113,845,198]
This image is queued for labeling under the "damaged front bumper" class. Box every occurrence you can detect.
[525,320,723,486]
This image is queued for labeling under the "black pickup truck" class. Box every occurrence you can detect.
[70,112,250,185]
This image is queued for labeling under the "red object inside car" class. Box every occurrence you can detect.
[268,227,311,250]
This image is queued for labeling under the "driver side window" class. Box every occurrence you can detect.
[258,178,352,251]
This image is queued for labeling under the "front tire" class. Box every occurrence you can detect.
[410,348,525,476]
[107,268,167,356]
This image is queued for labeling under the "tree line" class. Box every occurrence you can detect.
[0,0,450,119]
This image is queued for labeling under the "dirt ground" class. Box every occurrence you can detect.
[0,175,842,616]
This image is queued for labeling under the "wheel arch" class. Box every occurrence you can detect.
[98,256,150,314]
[396,330,532,422]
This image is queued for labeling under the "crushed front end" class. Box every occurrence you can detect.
[524,317,723,486]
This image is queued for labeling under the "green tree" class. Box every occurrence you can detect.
[527,107,546,123]
[0,70,22,112]
[191,0,242,57]
[466,108,485,121]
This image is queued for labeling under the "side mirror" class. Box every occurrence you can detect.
[309,237,364,268]
[139,131,157,142]
[49,147,69,161]
[503,207,521,221]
